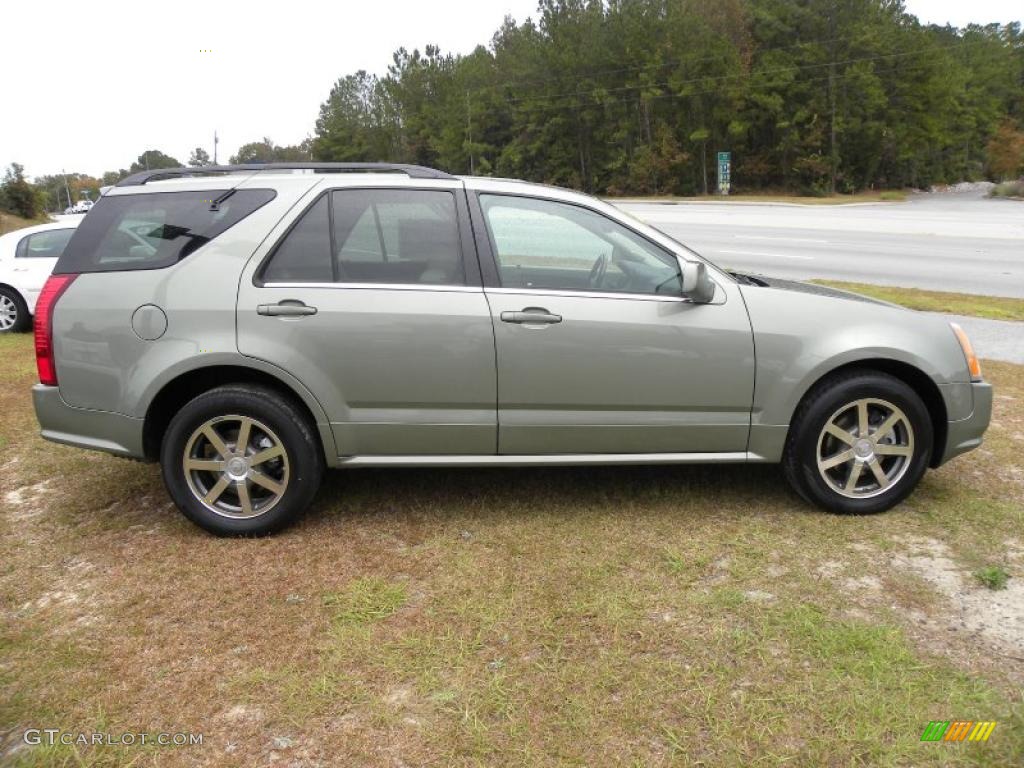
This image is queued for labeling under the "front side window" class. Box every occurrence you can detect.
[261,189,464,286]
[55,189,276,274]
[16,228,75,259]
[480,195,681,296]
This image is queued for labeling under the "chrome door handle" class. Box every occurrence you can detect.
[500,307,562,325]
[257,301,318,317]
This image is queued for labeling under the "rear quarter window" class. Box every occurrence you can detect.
[54,189,276,274]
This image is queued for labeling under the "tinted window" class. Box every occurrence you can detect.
[17,229,75,259]
[261,189,464,286]
[480,195,681,296]
[260,196,332,283]
[333,190,463,285]
[55,189,275,274]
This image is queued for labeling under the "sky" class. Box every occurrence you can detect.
[1,0,1020,181]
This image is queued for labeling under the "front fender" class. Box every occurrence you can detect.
[742,285,970,430]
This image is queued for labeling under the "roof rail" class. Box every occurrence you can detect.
[116,162,455,187]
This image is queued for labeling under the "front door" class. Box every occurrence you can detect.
[237,182,497,457]
[471,192,755,455]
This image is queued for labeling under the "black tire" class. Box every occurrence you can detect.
[782,370,933,514]
[0,286,31,333]
[160,385,323,536]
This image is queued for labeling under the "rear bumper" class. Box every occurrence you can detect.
[938,381,993,466]
[33,385,146,459]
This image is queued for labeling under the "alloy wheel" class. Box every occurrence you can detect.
[182,415,290,519]
[0,295,17,330]
[816,397,915,499]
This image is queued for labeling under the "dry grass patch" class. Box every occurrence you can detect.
[1,334,1022,766]
[0,211,51,236]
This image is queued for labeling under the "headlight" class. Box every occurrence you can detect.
[950,323,982,382]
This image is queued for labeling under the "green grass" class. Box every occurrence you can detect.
[879,190,907,201]
[812,280,1024,322]
[0,332,1022,766]
[975,566,1011,591]
[322,577,408,625]
[606,190,907,205]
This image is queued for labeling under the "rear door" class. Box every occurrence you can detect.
[237,180,497,458]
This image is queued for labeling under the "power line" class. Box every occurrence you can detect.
[502,56,954,118]
[468,34,856,95]
[494,36,1000,111]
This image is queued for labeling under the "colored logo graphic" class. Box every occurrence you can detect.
[920,721,996,742]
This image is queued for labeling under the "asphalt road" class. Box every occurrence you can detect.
[614,190,1024,299]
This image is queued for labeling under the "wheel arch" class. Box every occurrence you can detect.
[0,282,30,309]
[0,282,32,330]
[142,364,335,463]
[786,358,948,468]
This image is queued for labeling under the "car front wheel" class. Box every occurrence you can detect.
[160,385,323,535]
[783,370,933,514]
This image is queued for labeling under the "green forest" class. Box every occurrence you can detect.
[312,0,1023,196]
[5,0,1024,218]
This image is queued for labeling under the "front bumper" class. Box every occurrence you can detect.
[33,384,146,459]
[938,381,993,466]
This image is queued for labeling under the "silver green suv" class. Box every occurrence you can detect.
[32,163,991,535]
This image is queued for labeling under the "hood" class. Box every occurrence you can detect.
[728,271,901,309]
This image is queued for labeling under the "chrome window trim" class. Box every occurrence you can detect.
[261,281,483,293]
[486,286,690,303]
[485,285,725,304]
[259,282,723,301]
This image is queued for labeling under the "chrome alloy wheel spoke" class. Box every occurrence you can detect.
[183,415,289,519]
[816,398,915,499]
[0,297,16,329]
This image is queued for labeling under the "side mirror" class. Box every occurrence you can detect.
[679,260,716,303]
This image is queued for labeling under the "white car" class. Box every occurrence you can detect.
[0,219,80,332]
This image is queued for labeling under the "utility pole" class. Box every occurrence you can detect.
[465,93,474,174]
[827,1,838,195]
[62,170,72,208]
[214,130,219,164]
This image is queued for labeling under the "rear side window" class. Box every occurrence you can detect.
[16,228,75,259]
[260,196,332,283]
[259,189,463,286]
[54,189,276,274]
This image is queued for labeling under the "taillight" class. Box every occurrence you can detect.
[34,274,77,386]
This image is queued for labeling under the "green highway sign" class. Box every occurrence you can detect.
[717,151,731,195]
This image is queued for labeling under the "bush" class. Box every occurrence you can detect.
[990,180,1024,199]
[879,190,907,201]
[974,565,1010,591]
[0,163,46,219]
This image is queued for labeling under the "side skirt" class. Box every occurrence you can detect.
[333,452,774,468]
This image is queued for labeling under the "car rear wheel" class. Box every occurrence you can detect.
[782,370,933,514]
[0,287,30,333]
[160,385,323,535]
